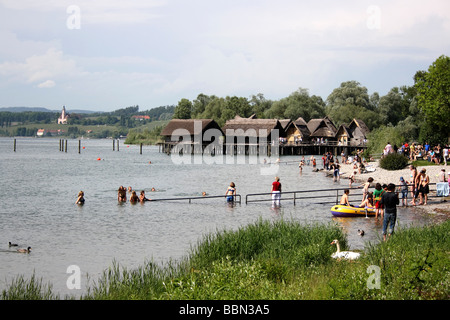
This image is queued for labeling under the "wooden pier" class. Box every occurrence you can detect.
[158,141,366,157]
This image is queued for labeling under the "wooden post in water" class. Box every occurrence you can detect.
[14,139,16,152]
[117,139,119,151]
[113,139,115,151]
[59,139,61,151]
[140,143,143,155]
[61,139,64,152]
[65,140,68,153]
[78,140,81,154]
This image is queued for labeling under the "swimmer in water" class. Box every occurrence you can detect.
[75,191,85,205]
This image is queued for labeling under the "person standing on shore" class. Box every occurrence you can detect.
[409,165,418,203]
[271,176,281,207]
[443,145,449,165]
[416,169,430,205]
[380,183,399,241]
[398,177,408,207]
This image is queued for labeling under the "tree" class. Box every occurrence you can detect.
[414,55,450,141]
[192,94,215,118]
[326,81,383,129]
[326,81,370,114]
[249,93,273,118]
[173,98,192,119]
[377,87,411,126]
[264,88,325,121]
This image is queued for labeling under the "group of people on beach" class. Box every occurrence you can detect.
[384,141,449,165]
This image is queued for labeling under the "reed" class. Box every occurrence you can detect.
[2,219,448,300]
[1,273,59,300]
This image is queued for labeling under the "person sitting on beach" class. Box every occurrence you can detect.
[225,182,236,203]
[75,191,85,205]
[340,189,352,206]
[139,190,150,202]
[129,191,139,204]
[118,186,127,202]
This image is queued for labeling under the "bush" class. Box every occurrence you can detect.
[379,153,409,170]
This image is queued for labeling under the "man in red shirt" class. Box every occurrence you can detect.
[271,176,281,207]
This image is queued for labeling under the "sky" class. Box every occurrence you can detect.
[0,0,449,112]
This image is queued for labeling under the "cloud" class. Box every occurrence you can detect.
[0,0,167,24]
[37,79,55,88]
[0,48,83,84]
[0,0,449,110]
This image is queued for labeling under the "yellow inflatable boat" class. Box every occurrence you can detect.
[331,205,376,217]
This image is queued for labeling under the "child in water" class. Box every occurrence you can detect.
[225,182,236,203]
[340,189,352,206]
[359,177,374,201]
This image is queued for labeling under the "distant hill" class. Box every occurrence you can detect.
[0,106,100,114]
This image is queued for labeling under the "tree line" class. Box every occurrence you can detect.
[172,55,449,152]
[0,105,175,137]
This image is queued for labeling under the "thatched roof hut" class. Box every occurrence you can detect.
[222,118,284,143]
[160,119,223,142]
[335,119,370,145]
[307,116,337,139]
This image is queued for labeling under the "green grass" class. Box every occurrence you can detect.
[2,219,449,300]
[412,159,442,167]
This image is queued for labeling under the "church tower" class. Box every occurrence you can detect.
[58,106,69,124]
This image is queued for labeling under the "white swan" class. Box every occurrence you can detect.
[330,240,360,260]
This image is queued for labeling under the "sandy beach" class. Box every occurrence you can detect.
[338,160,448,186]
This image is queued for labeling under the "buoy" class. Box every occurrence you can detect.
[97,157,101,161]
[83,146,85,149]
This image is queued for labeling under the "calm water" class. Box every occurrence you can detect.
[0,137,433,297]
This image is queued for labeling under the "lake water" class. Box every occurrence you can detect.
[0,137,434,297]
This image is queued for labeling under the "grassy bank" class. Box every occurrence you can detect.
[2,219,449,300]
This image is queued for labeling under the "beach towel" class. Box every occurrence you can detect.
[436,182,449,197]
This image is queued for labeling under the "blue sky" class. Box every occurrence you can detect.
[0,0,449,112]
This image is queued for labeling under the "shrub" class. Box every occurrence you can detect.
[379,153,409,170]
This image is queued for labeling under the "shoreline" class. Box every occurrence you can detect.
[333,159,450,219]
